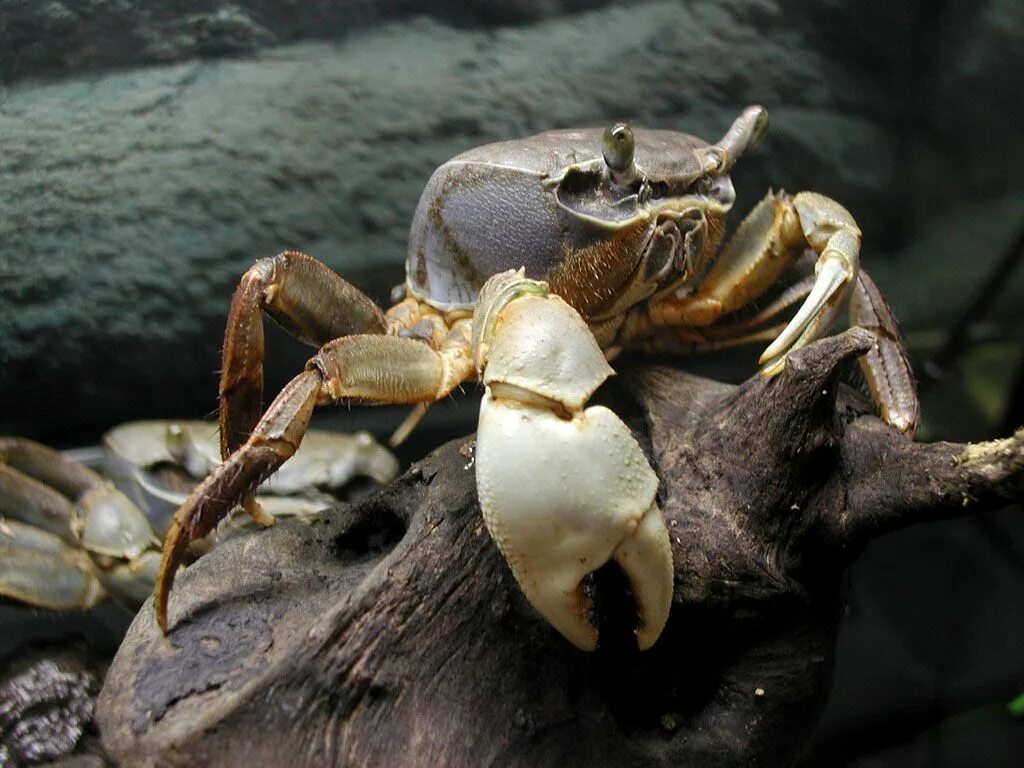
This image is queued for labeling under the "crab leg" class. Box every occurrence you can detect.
[627,272,814,355]
[473,272,673,651]
[848,271,919,435]
[756,197,858,374]
[219,251,388,529]
[648,191,813,328]
[643,191,917,434]
[219,251,387,458]
[648,190,860,357]
[0,438,162,609]
[155,324,474,632]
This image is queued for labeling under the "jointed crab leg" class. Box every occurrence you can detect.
[648,191,814,328]
[156,371,320,629]
[750,192,860,373]
[649,191,860,358]
[155,323,474,632]
[716,273,818,337]
[219,251,389,529]
[628,273,815,354]
[643,191,918,434]
[848,271,919,435]
[1,438,162,609]
[220,251,387,460]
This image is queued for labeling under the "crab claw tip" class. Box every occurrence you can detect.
[477,395,674,652]
[613,503,674,650]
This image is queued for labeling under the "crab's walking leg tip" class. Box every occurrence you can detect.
[242,492,274,527]
[887,413,915,435]
[156,603,169,634]
[154,518,187,634]
[759,357,787,378]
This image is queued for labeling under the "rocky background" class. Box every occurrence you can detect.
[0,0,1022,766]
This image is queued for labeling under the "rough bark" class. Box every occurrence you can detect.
[95,331,1024,767]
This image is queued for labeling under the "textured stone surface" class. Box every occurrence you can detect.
[0,644,105,766]
[6,0,1022,440]
[0,0,613,84]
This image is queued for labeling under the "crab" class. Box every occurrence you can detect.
[0,421,397,611]
[153,106,919,651]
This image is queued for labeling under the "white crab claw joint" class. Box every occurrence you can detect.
[473,272,674,651]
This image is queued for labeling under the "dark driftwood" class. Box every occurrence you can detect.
[95,329,1024,767]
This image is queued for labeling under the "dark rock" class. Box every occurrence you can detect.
[0,1,616,85]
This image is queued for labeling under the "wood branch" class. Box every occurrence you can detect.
[833,421,1024,547]
[95,331,1024,767]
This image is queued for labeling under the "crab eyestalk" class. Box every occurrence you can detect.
[602,123,637,187]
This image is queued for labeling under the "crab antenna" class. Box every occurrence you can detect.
[701,105,769,175]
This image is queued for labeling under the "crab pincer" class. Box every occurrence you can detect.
[473,272,674,650]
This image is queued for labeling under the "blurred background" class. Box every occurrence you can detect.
[0,1,1021,765]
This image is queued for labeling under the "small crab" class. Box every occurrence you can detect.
[154,106,918,650]
[0,421,397,611]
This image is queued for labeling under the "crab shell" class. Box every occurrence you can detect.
[405,127,739,316]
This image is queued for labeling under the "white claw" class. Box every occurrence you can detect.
[759,254,852,372]
[611,501,675,650]
[473,275,673,651]
[477,395,672,650]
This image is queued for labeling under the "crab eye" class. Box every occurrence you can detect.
[602,123,636,182]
